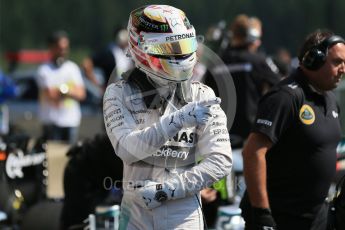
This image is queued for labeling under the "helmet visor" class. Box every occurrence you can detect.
[143,37,198,56]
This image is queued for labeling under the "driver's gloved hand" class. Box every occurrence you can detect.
[159,97,221,138]
[133,177,186,210]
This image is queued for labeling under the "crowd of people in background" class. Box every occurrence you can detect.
[2,14,299,145]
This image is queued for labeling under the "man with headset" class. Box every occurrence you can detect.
[205,14,281,143]
[240,30,345,230]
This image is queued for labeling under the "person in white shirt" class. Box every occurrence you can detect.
[37,30,86,144]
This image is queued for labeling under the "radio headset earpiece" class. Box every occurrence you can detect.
[302,35,345,70]
[246,17,261,44]
[246,27,260,44]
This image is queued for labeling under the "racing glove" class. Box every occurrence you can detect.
[159,97,221,138]
[252,207,277,230]
[133,177,186,209]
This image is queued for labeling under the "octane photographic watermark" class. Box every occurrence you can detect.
[103,177,246,195]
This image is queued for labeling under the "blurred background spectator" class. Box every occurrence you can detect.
[205,14,281,142]
[82,27,134,92]
[36,30,86,144]
[271,47,294,79]
[0,69,17,135]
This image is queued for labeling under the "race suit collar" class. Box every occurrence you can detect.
[123,68,162,109]
[123,68,189,109]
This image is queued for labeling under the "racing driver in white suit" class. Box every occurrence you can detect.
[103,5,232,229]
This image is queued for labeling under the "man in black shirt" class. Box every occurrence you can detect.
[240,30,345,230]
[206,14,281,142]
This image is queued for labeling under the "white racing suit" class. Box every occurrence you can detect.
[103,71,232,230]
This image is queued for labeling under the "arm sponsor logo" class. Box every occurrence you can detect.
[109,122,124,132]
[128,109,151,115]
[212,128,228,135]
[211,121,226,127]
[107,114,124,123]
[256,119,273,127]
[104,108,121,120]
[216,138,230,142]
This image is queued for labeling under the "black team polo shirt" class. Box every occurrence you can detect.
[252,67,342,215]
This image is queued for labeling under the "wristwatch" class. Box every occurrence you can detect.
[59,83,69,95]
[154,191,168,202]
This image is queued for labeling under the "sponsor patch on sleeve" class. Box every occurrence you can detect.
[256,119,272,127]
